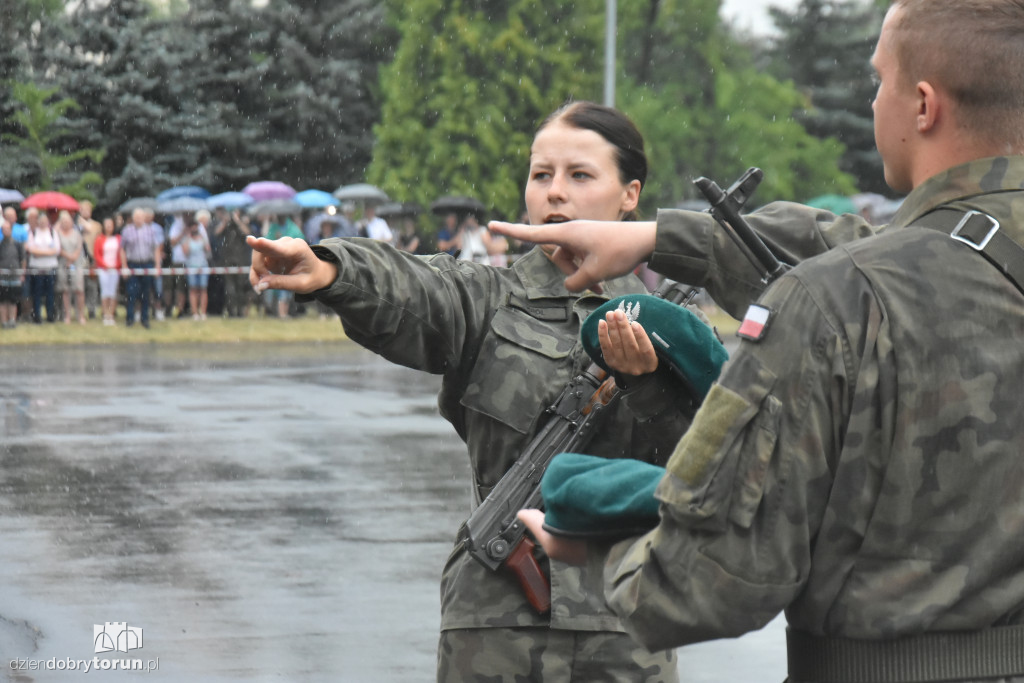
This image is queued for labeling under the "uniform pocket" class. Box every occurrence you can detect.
[727,393,781,528]
[655,352,778,530]
[460,306,574,434]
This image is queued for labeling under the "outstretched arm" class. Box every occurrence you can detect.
[488,219,657,293]
[248,235,338,294]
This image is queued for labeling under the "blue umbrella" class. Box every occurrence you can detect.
[294,189,339,209]
[157,196,209,214]
[156,185,211,201]
[207,191,254,209]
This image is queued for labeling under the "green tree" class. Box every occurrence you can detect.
[234,0,395,189]
[764,0,887,195]
[616,0,857,211]
[1,81,104,199]
[368,0,604,221]
[0,0,66,190]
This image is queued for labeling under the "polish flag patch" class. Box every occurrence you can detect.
[737,304,772,341]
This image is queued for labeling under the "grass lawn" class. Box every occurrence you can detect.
[0,309,349,346]
[0,307,739,347]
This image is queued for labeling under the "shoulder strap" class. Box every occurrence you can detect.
[913,208,1024,295]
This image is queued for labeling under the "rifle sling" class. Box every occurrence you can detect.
[914,207,1024,295]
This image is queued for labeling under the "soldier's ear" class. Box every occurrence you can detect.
[915,80,940,133]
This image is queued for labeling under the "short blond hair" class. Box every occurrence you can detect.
[890,0,1024,150]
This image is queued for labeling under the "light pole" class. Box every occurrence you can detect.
[604,0,616,107]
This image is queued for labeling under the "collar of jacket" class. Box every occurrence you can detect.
[889,156,1024,229]
[512,246,646,302]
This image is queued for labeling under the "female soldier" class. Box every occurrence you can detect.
[248,101,695,682]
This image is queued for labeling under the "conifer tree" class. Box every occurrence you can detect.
[0,0,65,190]
[30,0,392,211]
[764,0,886,195]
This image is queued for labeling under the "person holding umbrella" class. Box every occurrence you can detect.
[249,101,697,682]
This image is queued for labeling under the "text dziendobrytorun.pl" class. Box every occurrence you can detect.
[9,657,160,673]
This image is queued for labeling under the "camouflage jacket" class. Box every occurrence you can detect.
[604,156,1024,654]
[650,200,879,317]
[308,240,694,632]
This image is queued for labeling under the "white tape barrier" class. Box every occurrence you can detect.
[0,266,251,276]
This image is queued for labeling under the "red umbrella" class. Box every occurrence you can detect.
[21,191,80,212]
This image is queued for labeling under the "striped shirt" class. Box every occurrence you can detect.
[121,222,163,263]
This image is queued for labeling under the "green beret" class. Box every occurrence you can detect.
[541,452,665,537]
[581,294,728,399]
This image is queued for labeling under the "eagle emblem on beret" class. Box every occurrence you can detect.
[616,300,641,323]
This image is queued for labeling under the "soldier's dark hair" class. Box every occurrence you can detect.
[889,0,1024,151]
[537,100,648,191]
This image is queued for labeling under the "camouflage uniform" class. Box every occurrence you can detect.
[602,156,1024,682]
[307,240,689,682]
[649,201,878,318]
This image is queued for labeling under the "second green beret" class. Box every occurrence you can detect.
[541,452,665,537]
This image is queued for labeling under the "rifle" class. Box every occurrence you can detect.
[454,282,706,613]
[693,167,789,286]
[457,361,618,613]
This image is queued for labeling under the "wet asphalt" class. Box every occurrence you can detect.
[0,341,785,682]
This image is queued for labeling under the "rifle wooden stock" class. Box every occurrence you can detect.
[506,536,551,614]
[457,364,617,613]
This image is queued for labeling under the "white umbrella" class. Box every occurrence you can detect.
[332,183,389,204]
[0,188,25,204]
[157,196,210,214]
[117,197,158,213]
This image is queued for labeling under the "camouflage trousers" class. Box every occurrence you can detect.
[437,626,678,682]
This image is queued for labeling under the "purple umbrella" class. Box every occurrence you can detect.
[242,181,296,202]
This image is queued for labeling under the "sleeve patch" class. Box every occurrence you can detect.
[737,304,772,341]
[663,384,751,489]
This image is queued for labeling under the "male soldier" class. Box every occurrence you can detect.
[499,1,1024,681]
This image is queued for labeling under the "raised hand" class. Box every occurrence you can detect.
[247,235,337,295]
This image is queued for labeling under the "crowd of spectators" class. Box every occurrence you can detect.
[0,198,522,330]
